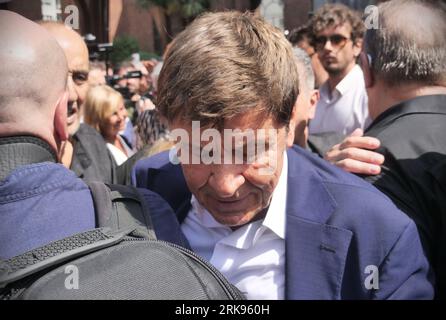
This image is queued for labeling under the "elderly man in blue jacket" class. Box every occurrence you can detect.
[132,11,434,299]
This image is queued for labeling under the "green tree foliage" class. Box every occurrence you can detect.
[137,0,208,18]
[139,51,161,61]
[111,35,140,65]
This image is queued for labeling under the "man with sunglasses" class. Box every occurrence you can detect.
[308,3,370,136]
[327,0,446,299]
[41,22,116,184]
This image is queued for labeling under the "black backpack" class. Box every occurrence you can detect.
[0,182,245,300]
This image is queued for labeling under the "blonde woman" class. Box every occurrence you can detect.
[84,85,134,165]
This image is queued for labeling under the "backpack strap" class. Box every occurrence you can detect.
[0,228,131,289]
[87,182,157,240]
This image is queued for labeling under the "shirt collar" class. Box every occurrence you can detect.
[335,64,364,96]
[261,151,287,240]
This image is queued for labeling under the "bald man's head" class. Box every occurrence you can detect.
[40,21,89,70]
[0,10,69,154]
[0,11,68,122]
[40,21,90,135]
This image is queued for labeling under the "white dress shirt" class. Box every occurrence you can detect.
[181,153,288,300]
[309,64,371,135]
[106,135,134,166]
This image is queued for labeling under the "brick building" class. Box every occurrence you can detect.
[0,0,375,56]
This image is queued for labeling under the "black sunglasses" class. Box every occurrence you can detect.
[314,34,350,50]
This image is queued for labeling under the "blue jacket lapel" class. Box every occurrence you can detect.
[285,148,353,299]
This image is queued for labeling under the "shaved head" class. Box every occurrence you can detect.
[40,21,90,135]
[0,11,68,122]
[40,21,89,67]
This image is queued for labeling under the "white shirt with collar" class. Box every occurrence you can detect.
[106,135,134,166]
[181,153,288,300]
[309,64,371,135]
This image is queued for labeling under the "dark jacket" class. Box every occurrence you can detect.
[364,94,446,299]
[308,132,346,157]
[71,123,116,183]
[116,144,152,185]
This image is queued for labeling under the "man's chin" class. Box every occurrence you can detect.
[324,64,340,73]
[209,209,263,228]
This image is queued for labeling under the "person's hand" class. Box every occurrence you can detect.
[324,128,385,175]
[142,60,157,73]
[138,97,156,114]
[131,94,141,103]
[58,140,74,169]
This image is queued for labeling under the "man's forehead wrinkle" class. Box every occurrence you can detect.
[65,49,89,66]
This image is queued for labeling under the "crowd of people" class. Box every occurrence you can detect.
[1,0,445,300]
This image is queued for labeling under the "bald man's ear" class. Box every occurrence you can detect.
[359,51,374,88]
[353,38,363,58]
[54,91,69,147]
[286,100,299,148]
[308,89,319,121]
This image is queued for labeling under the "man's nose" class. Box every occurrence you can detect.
[208,165,245,198]
[324,39,334,51]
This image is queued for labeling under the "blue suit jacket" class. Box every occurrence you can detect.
[132,146,434,299]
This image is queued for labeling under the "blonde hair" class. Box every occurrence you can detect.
[84,85,124,135]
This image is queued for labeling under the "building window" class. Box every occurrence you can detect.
[41,0,62,21]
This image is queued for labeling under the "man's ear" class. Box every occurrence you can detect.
[54,91,69,145]
[286,101,299,148]
[359,51,374,88]
[363,64,374,88]
[353,38,363,58]
[308,89,320,120]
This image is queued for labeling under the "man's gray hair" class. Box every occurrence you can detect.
[292,47,315,91]
[365,0,446,86]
